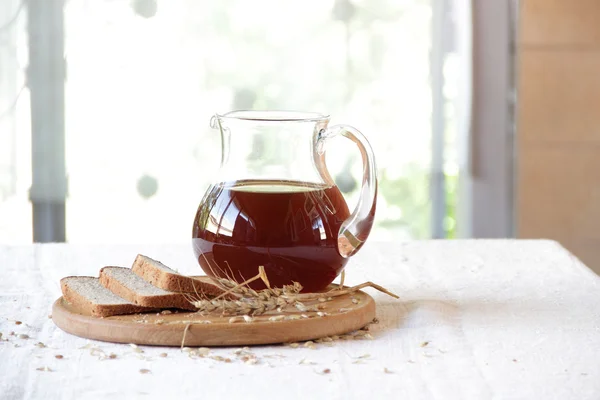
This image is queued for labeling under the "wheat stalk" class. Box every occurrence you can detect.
[188,266,398,316]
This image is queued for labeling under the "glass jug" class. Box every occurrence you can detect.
[192,111,377,292]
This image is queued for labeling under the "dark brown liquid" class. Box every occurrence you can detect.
[192,180,351,292]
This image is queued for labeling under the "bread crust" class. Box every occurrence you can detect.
[131,254,224,297]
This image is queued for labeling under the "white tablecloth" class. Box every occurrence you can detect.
[1,240,599,400]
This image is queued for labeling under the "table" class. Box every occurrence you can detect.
[1,240,599,400]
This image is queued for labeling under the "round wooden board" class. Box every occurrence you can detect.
[52,288,376,347]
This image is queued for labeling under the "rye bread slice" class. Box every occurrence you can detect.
[131,254,224,297]
[60,276,154,317]
[99,266,197,311]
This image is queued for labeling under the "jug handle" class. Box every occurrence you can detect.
[317,125,377,258]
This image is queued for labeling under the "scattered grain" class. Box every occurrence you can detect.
[211,355,232,363]
[139,369,151,374]
[323,368,331,374]
[161,310,172,315]
[55,355,64,360]
[420,341,429,347]
[159,353,168,358]
[384,367,393,374]
[198,347,211,357]
[108,353,118,359]
[36,367,53,372]
[288,343,299,348]
[35,342,46,348]
[18,334,29,339]
[304,341,316,350]
[15,321,22,325]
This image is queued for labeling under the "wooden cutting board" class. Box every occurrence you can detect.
[52,287,376,346]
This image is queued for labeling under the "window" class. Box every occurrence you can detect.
[0,0,472,243]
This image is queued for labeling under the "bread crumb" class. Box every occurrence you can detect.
[323,368,331,374]
[18,334,29,339]
[420,341,429,347]
[384,367,393,374]
[159,353,167,358]
[35,342,46,348]
[108,353,117,359]
[139,369,151,374]
[15,321,22,325]
[55,355,64,359]
[161,310,172,315]
[36,367,53,372]
[288,343,299,348]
